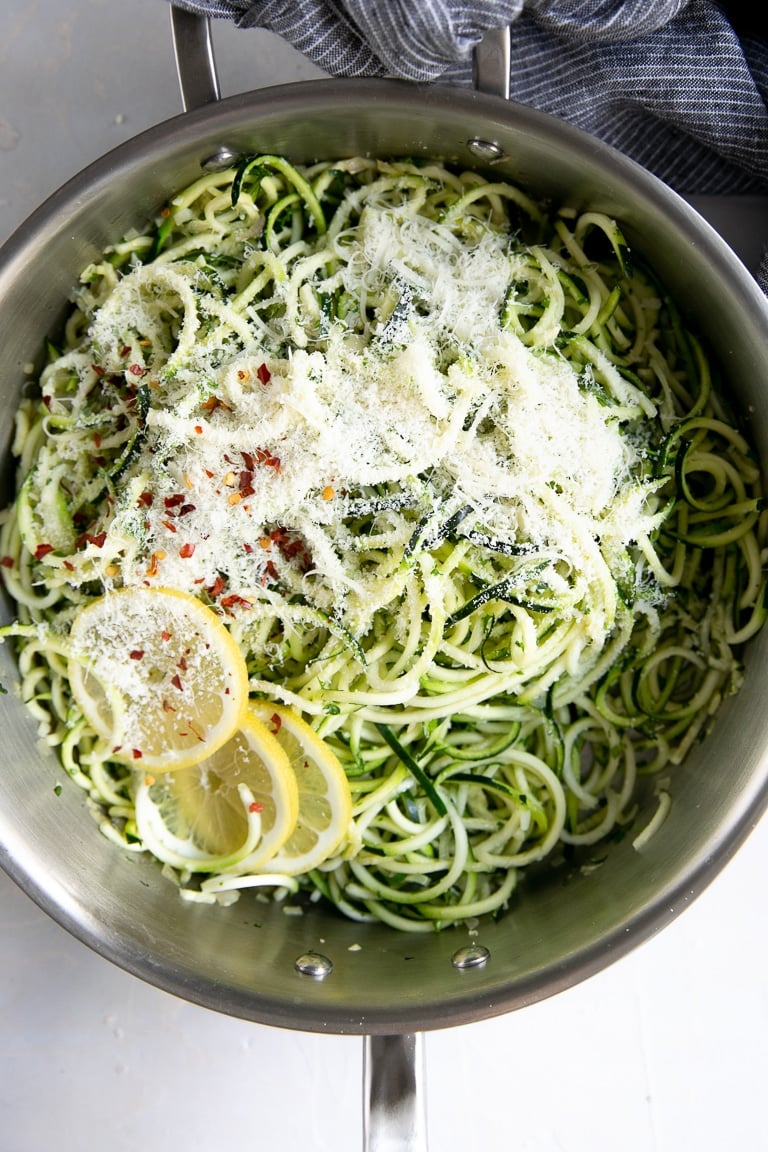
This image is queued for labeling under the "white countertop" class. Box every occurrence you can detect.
[2,4,767,1149]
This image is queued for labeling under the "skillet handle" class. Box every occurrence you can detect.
[170,5,511,111]
[472,26,511,100]
[364,1034,428,1151]
[170,5,220,111]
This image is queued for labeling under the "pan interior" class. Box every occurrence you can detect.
[1,81,767,1034]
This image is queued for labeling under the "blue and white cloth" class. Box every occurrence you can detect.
[170,1,768,286]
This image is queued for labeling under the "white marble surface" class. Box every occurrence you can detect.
[2,3,768,1149]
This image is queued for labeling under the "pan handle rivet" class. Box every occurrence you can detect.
[201,146,240,171]
[466,138,504,161]
[451,944,490,970]
[295,951,334,979]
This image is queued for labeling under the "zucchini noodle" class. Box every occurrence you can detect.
[1,154,766,930]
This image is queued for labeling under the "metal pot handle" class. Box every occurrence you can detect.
[167,9,511,1151]
[170,5,511,109]
[472,25,511,100]
[364,1034,428,1151]
[171,5,221,111]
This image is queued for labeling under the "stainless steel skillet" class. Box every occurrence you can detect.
[1,8,768,1148]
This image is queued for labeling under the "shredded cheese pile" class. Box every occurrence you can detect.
[81,204,662,653]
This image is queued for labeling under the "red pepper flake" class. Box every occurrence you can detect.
[92,364,106,377]
[161,630,172,642]
[253,447,281,472]
[171,673,183,691]
[201,395,230,413]
[93,432,102,449]
[243,542,253,554]
[269,526,311,566]
[162,520,178,533]
[239,470,255,498]
[241,451,256,471]
[33,543,55,560]
[178,655,188,671]
[42,395,52,409]
[248,801,265,814]
[0,555,14,568]
[179,503,196,517]
[194,425,204,435]
[179,542,195,559]
[164,493,185,509]
[220,593,252,610]
[128,363,147,377]
[63,560,75,572]
[269,713,282,735]
[162,699,176,714]
[132,748,143,760]
[208,574,226,598]
[138,491,154,507]
[130,649,145,661]
[120,345,132,358]
[86,531,107,549]
[256,363,271,385]
[262,560,279,585]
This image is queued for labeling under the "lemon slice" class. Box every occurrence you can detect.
[134,712,299,872]
[68,586,249,771]
[249,702,353,874]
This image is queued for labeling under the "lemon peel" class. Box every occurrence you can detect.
[250,702,353,875]
[134,711,300,872]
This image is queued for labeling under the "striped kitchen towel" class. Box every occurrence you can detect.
[171,0,768,288]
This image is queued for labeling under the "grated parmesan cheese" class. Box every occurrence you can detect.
[75,198,661,653]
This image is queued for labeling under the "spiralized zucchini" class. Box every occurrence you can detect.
[1,154,766,931]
